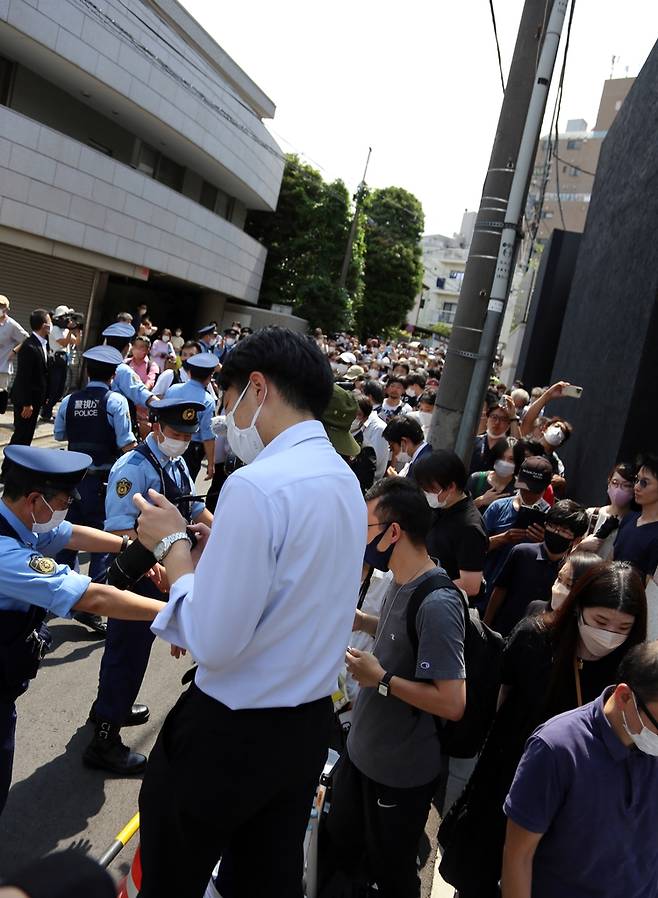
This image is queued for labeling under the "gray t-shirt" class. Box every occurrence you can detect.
[347,567,466,788]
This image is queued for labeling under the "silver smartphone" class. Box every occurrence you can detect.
[562,385,583,398]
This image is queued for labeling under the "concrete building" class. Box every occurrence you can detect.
[0,0,288,341]
[409,211,475,333]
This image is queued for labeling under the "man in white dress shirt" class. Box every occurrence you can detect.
[133,327,367,898]
[0,294,28,415]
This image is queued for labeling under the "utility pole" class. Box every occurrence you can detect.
[339,147,372,290]
[429,0,559,458]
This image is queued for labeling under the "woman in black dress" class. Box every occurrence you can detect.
[438,560,647,897]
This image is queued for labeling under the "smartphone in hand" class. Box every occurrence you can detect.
[562,385,583,399]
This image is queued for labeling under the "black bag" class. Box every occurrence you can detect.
[406,569,505,758]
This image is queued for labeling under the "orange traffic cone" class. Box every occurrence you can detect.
[116,843,141,898]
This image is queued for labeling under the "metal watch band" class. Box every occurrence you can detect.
[155,531,191,563]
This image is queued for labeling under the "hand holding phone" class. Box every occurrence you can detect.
[561,385,583,399]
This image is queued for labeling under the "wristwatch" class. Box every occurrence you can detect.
[153,531,192,563]
[378,671,394,698]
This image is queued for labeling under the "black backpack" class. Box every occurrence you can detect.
[406,569,505,758]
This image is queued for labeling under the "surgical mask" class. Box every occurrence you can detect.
[396,450,411,465]
[550,580,570,610]
[162,334,170,342]
[364,524,395,572]
[225,337,236,347]
[578,614,628,657]
[368,368,379,378]
[544,530,573,555]
[417,411,433,429]
[158,436,188,459]
[544,425,565,447]
[350,418,363,435]
[494,459,515,478]
[32,495,68,534]
[225,381,266,464]
[623,694,658,756]
[486,427,501,440]
[424,491,443,509]
[608,484,634,507]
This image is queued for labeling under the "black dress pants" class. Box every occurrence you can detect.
[183,440,205,484]
[323,754,437,898]
[138,684,333,898]
[41,353,67,418]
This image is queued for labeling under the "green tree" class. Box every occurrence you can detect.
[356,187,424,339]
[246,155,359,332]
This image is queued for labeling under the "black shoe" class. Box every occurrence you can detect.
[88,702,150,727]
[73,612,107,635]
[83,722,147,774]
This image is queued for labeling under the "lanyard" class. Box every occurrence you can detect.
[574,655,584,707]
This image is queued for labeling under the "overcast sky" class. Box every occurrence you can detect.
[181,0,657,236]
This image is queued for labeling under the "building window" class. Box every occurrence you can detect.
[87,138,113,157]
[569,166,579,177]
[215,187,235,221]
[566,139,581,150]
[200,180,218,212]
[449,270,464,287]
[0,54,14,106]
[155,153,184,192]
[136,142,158,176]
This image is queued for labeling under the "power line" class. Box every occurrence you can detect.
[552,152,597,177]
[553,0,577,229]
[488,0,506,93]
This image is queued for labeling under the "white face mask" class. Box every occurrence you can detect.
[368,368,379,378]
[396,449,412,465]
[578,613,628,658]
[158,436,188,459]
[162,335,170,342]
[486,427,502,440]
[32,495,68,534]
[424,491,442,509]
[350,418,363,435]
[494,459,516,478]
[550,580,570,610]
[544,425,565,447]
[226,381,266,465]
[623,694,658,756]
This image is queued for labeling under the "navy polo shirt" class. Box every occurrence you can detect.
[505,688,658,898]
[614,511,658,577]
[489,541,559,636]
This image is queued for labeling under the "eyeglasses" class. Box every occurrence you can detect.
[489,415,509,424]
[635,477,654,489]
[609,479,633,490]
[636,692,658,732]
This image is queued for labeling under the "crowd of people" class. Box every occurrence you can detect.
[0,311,657,898]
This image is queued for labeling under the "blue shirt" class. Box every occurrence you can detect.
[165,378,216,442]
[152,420,367,709]
[104,433,202,531]
[112,362,153,409]
[482,495,550,595]
[614,511,658,577]
[505,688,658,898]
[54,382,134,450]
[0,501,90,615]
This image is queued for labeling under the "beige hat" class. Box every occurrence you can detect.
[343,364,365,381]
[53,304,74,318]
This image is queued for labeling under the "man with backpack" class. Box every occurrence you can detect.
[322,478,466,897]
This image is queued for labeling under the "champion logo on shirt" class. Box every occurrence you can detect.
[420,661,430,670]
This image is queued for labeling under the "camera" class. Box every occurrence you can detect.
[52,311,85,330]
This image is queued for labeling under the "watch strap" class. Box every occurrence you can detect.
[155,531,191,562]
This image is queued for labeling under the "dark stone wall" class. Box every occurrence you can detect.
[516,229,581,390]
[548,42,658,505]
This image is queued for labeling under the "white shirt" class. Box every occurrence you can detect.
[0,315,28,373]
[48,324,69,354]
[152,420,367,709]
[360,410,389,478]
[32,331,48,363]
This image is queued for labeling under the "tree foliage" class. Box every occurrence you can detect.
[356,187,424,339]
[246,154,360,332]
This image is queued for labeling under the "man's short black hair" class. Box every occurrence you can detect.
[386,376,406,389]
[618,642,658,704]
[413,449,467,492]
[30,309,49,331]
[406,373,427,389]
[86,361,115,382]
[365,477,432,546]
[3,472,67,503]
[393,361,410,375]
[181,340,200,353]
[419,389,436,407]
[105,336,130,354]
[638,452,658,482]
[382,416,424,447]
[363,380,384,406]
[218,327,333,419]
[546,499,589,537]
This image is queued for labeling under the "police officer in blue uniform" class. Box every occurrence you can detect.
[101,322,155,435]
[197,323,220,360]
[84,398,213,774]
[54,347,137,635]
[0,445,166,814]
[165,351,217,484]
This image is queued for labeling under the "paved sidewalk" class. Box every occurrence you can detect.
[0,408,60,451]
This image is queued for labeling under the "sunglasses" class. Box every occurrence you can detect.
[635,478,654,489]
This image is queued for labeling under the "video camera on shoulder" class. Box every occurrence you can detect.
[52,310,85,330]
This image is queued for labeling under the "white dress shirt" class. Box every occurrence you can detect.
[0,316,28,373]
[33,331,48,363]
[361,410,389,479]
[152,420,367,709]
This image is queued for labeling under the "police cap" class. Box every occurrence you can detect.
[3,446,91,496]
[197,324,217,337]
[149,399,205,434]
[184,352,218,373]
[82,345,124,368]
[102,322,135,340]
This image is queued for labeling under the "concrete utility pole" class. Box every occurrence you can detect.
[339,147,372,290]
[429,0,560,459]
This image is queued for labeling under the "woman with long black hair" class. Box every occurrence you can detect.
[438,560,647,897]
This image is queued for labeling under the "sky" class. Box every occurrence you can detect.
[180,0,658,235]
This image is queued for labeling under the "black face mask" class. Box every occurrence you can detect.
[364,523,395,572]
[544,530,573,555]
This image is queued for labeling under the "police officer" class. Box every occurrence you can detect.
[0,445,166,814]
[53,346,137,633]
[165,352,217,484]
[101,322,155,435]
[197,323,220,359]
[84,398,213,774]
